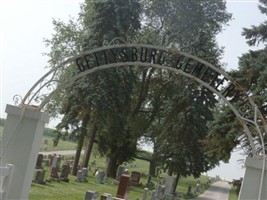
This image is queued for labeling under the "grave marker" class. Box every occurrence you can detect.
[130,171,141,186]
[35,154,43,169]
[100,193,112,200]
[33,169,46,184]
[49,167,60,182]
[116,166,125,181]
[164,176,175,195]
[60,163,71,182]
[84,190,98,200]
[142,188,149,200]
[76,169,88,182]
[96,170,105,184]
[116,174,130,199]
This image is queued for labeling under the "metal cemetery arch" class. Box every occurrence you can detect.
[16,40,266,156]
[15,40,266,198]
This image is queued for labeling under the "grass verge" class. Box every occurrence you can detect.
[228,185,239,200]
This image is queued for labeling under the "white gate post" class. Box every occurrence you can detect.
[1,104,49,200]
[238,156,267,200]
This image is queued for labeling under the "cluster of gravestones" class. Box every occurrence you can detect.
[83,166,156,200]
[83,173,197,200]
[33,154,72,184]
[140,176,202,200]
[34,157,202,200]
[84,174,130,200]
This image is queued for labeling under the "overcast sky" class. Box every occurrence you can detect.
[0,0,265,181]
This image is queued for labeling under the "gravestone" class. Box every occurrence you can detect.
[49,167,60,182]
[155,185,164,198]
[186,186,194,197]
[35,154,43,169]
[56,155,61,171]
[84,190,98,200]
[151,190,156,199]
[194,183,200,193]
[82,167,88,178]
[116,174,130,199]
[164,176,175,195]
[96,170,105,184]
[142,188,149,200]
[130,171,141,186]
[48,154,54,167]
[146,175,154,187]
[33,169,46,184]
[50,154,61,171]
[76,170,83,182]
[50,155,57,169]
[116,166,125,181]
[44,139,49,145]
[60,163,71,182]
[43,139,49,150]
[76,169,88,182]
[100,193,112,200]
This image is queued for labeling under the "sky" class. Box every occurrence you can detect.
[0,0,266,181]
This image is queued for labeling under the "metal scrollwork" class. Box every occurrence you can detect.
[180,46,196,56]
[13,95,22,106]
[239,103,255,119]
[196,50,205,58]
[108,37,128,46]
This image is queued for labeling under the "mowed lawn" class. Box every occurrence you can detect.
[39,135,77,151]
[29,154,210,200]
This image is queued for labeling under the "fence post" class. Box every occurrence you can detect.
[1,104,49,200]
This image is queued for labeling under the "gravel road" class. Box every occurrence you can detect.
[195,181,231,200]
[40,150,80,155]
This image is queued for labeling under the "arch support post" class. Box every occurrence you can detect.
[238,156,267,200]
[1,104,49,200]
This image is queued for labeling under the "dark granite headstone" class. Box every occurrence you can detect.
[35,154,43,169]
[130,171,141,186]
[33,169,46,184]
[60,163,71,182]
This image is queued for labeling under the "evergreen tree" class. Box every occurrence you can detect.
[140,1,231,192]
[204,0,267,160]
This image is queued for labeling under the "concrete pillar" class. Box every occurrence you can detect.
[1,104,49,200]
[239,156,267,200]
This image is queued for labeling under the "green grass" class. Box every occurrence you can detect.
[39,136,77,152]
[228,185,239,200]
[29,155,210,200]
